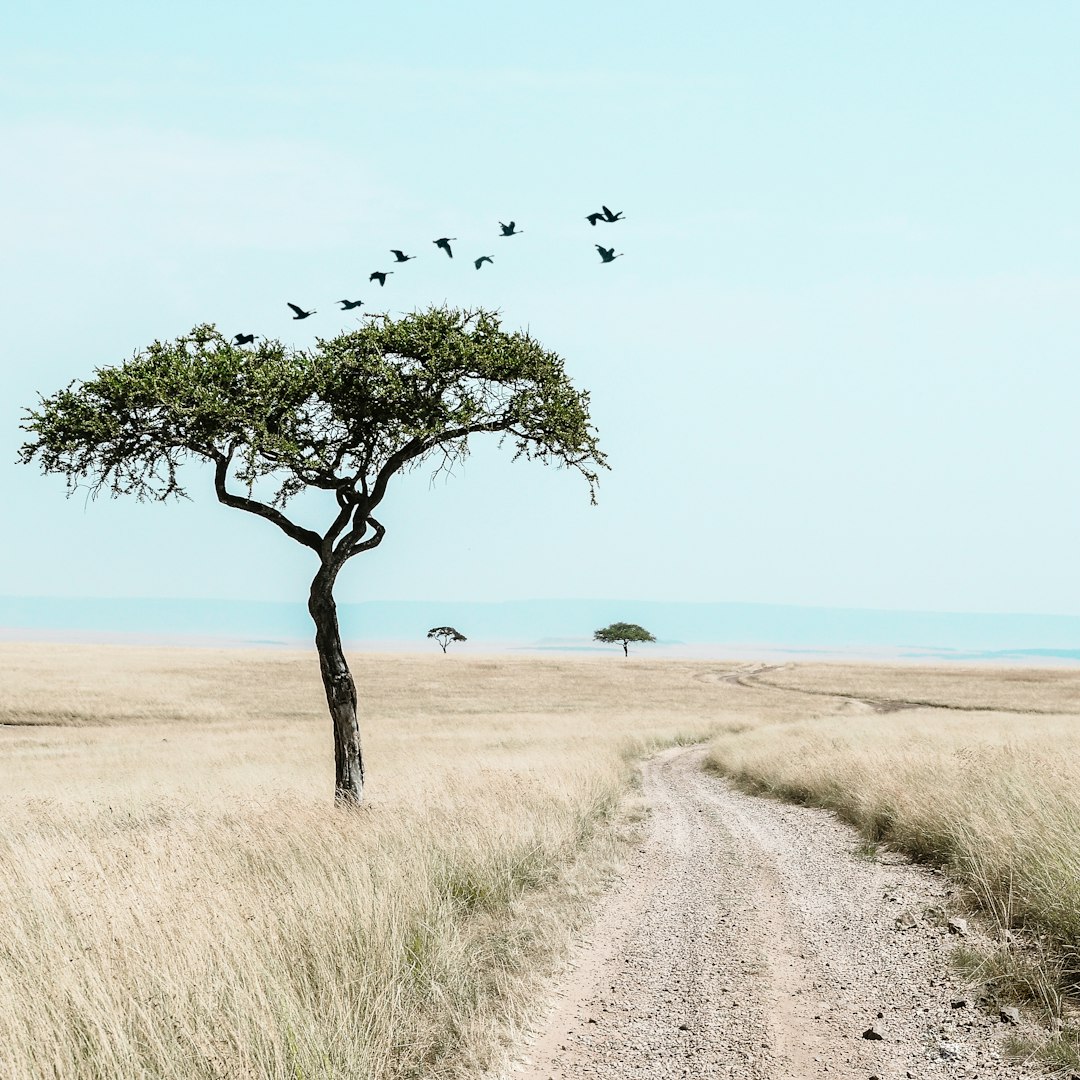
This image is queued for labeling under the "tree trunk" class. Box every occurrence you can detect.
[623,641,628,658]
[308,564,363,805]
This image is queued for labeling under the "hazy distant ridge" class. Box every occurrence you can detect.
[2,596,1080,656]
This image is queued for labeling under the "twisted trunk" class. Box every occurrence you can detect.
[308,563,363,805]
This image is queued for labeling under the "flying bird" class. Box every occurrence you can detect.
[474,256,493,269]
[498,221,522,236]
[338,299,364,310]
[287,302,316,319]
[433,237,456,257]
[369,271,393,286]
[390,249,414,263]
[587,205,625,224]
[232,333,256,346]
[596,245,622,263]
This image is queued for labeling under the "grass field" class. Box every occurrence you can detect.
[704,662,1080,1063]
[4,647,1080,1077]
[0,645,735,1080]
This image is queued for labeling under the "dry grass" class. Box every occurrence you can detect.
[8,648,1080,1077]
[0,646,734,1080]
[704,662,1080,1065]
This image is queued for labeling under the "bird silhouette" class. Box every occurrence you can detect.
[498,221,522,236]
[390,249,414,263]
[369,271,393,286]
[338,299,364,310]
[287,303,316,319]
[596,245,622,263]
[232,333,256,346]
[433,237,456,258]
[587,205,625,224]
[474,256,494,269]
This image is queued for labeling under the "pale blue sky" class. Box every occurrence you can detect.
[4,3,1080,613]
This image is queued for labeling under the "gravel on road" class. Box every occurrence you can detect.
[510,745,1043,1080]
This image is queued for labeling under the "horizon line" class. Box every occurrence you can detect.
[4,594,1080,621]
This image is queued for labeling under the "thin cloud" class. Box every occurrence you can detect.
[3,122,400,256]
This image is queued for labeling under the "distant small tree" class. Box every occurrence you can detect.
[428,626,466,653]
[594,621,656,658]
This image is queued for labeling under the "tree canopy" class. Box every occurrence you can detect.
[593,622,657,657]
[20,307,604,536]
[19,307,606,803]
[427,626,467,653]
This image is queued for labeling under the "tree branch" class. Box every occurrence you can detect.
[348,516,385,557]
[322,484,362,555]
[367,420,510,511]
[328,508,387,566]
[213,452,322,551]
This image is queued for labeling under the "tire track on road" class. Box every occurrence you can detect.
[511,747,1038,1080]
[725,664,1063,716]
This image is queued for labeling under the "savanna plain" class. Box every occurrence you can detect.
[2,645,1079,1079]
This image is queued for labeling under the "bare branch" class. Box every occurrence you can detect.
[213,451,322,551]
[328,509,387,566]
[365,436,425,511]
[367,420,510,511]
[348,516,386,557]
[322,484,362,555]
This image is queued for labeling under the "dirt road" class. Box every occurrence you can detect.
[513,746,1039,1080]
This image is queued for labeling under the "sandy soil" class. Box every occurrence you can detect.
[510,746,1042,1080]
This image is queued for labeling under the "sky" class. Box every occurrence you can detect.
[3,3,1080,615]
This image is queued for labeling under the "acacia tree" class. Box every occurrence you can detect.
[19,308,605,805]
[427,626,466,653]
[594,622,656,658]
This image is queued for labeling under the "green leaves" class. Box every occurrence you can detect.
[19,308,607,544]
[593,623,657,645]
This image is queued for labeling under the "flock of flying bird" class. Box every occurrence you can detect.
[229,203,627,344]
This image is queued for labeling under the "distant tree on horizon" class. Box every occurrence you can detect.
[594,621,656,658]
[18,308,605,806]
[428,626,467,653]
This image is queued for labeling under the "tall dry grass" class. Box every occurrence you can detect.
[0,646,732,1080]
[10,647,1080,1076]
[704,663,1080,1057]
